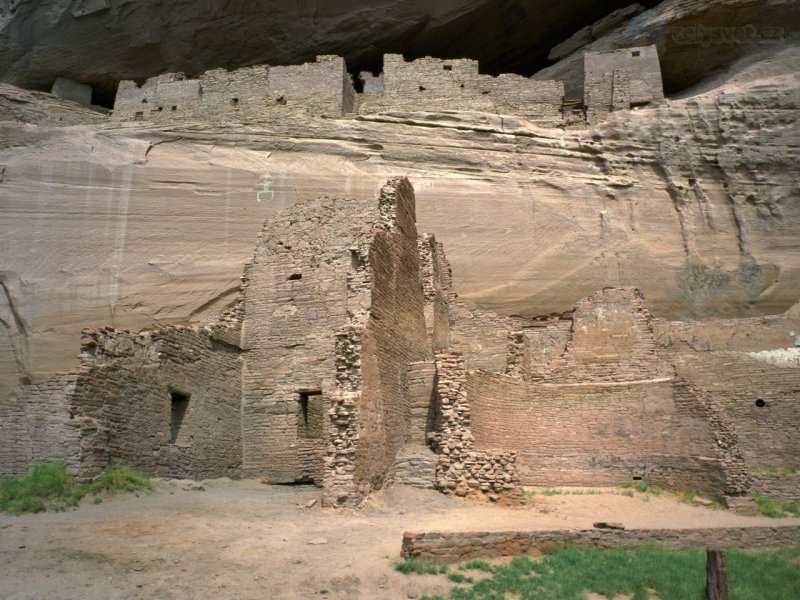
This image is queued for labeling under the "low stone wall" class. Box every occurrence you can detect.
[401,526,800,563]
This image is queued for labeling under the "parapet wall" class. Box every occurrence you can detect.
[112,55,353,124]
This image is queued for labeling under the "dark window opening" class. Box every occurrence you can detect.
[460,83,465,88]
[157,106,163,112]
[688,177,697,185]
[350,249,363,270]
[141,98,148,104]
[443,65,452,71]
[288,273,302,281]
[276,96,286,105]
[755,399,766,408]
[632,50,641,57]
[418,86,426,92]
[170,391,190,442]
[481,90,490,95]
[231,97,239,106]
[171,105,177,111]
[297,391,323,439]
[632,475,643,481]
[134,111,144,120]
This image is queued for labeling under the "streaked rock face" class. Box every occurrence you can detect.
[1,1,798,394]
[2,40,798,391]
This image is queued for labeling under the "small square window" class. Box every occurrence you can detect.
[443,65,452,71]
[632,50,641,57]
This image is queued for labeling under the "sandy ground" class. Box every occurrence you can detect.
[1,480,797,600]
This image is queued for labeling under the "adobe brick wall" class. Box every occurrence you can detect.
[401,526,800,563]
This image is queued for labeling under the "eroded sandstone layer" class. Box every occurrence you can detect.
[1,40,798,390]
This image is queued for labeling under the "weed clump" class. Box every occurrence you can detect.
[0,461,152,515]
[751,493,800,518]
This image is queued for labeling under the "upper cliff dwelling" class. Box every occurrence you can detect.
[1,0,799,597]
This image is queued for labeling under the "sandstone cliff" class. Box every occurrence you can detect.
[0,3,798,396]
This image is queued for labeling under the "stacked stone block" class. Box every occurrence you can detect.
[428,352,522,503]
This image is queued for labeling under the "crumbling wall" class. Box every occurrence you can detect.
[584,45,664,124]
[462,286,750,502]
[417,233,452,352]
[352,178,430,499]
[666,351,800,470]
[67,324,242,479]
[358,54,564,127]
[241,196,376,484]
[112,56,353,124]
[532,287,673,383]
[467,372,741,501]
[428,352,522,503]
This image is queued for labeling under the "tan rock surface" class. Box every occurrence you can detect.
[1,41,798,390]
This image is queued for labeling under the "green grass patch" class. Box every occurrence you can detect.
[0,461,152,515]
[393,558,449,575]
[460,560,494,572]
[751,493,800,518]
[409,546,800,600]
[447,572,474,584]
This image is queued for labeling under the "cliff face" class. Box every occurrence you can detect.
[1,40,798,392]
[0,0,651,103]
[1,0,798,393]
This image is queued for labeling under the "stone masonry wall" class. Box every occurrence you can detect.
[584,45,664,124]
[417,234,451,352]
[241,195,376,484]
[358,54,564,127]
[402,526,800,563]
[750,472,800,503]
[466,371,740,500]
[666,351,800,470]
[428,352,522,503]
[0,373,81,476]
[112,55,352,124]
[67,323,242,479]
[534,287,673,383]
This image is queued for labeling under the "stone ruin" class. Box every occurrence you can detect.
[3,177,798,509]
[109,48,665,128]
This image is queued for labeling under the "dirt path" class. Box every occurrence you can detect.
[1,480,797,600]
